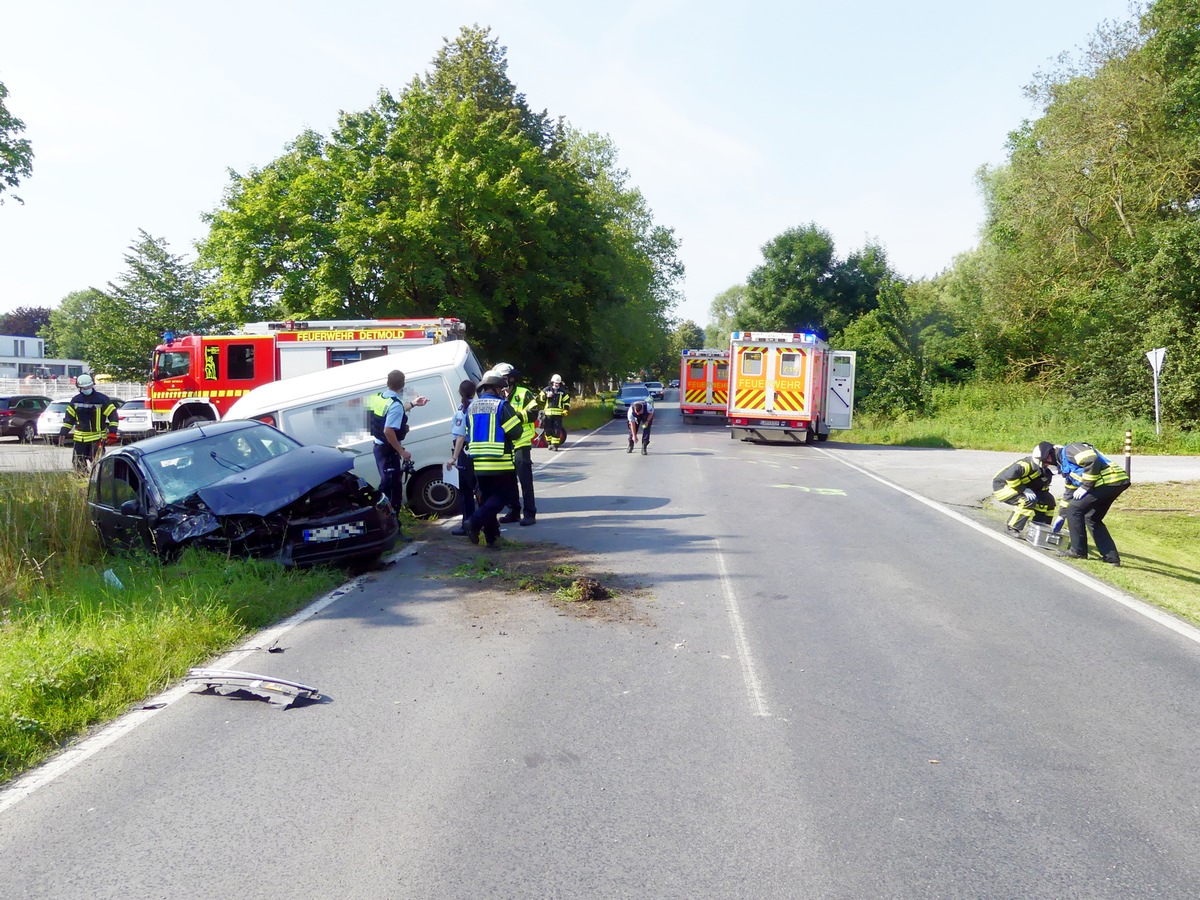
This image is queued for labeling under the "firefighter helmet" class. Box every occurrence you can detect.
[550,374,562,385]
[491,362,516,378]
[1032,441,1058,466]
[77,374,95,389]
[479,372,507,391]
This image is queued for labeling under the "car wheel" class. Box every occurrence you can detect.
[21,423,35,444]
[406,467,459,518]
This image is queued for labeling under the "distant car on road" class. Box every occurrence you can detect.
[612,383,651,418]
[644,381,665,400]
[0,395,53,443]
[87,420,399,567]
[669,379,680,389]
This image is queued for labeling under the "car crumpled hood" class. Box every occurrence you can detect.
[195,446,356,517]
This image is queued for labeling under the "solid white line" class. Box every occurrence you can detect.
[713,536,772,717]
[816,447,1200,648]
[0,544,420,817]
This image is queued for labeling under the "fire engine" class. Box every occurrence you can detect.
[678,348,729,422]
[148,318,465,431]
[725,331,856,443]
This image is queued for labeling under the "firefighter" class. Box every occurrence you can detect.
[1037,440,1131,565]
[627,399,655,455]
[991,442,1056,536]
[539,374,570,450]
[463,372,524,548]
[61,374,118,474]
[367,370,428,540]
[491,363,538,526]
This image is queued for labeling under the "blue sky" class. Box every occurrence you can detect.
[0,0,1137,328]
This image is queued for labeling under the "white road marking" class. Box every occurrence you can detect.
[713,535,771,717]
[0,545,421,816]
[816,447,1200,648]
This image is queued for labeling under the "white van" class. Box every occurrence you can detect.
[225,340,485,517]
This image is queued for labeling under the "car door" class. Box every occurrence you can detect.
[89,455,156,552]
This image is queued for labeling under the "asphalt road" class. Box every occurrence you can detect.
[4,398,1200,897]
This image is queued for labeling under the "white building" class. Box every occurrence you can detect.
[0,334,88,381]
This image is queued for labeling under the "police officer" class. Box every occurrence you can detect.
[991,442,1056,536]
[627,399,655,455]
[367,370,427,539]
[490,363,538,526]
[463,372,524,548]
[61,374,118,473]
[1038,440,1131,565]
[447,378,477,536]
[539,374,570,450]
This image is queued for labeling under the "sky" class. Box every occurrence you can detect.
[0,0,1139,329]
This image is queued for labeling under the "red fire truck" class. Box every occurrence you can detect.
[148,318,465,431]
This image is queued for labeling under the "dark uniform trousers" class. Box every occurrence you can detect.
[1066,482,1130,558]
[472,472,518,542]
[508,446,535,518]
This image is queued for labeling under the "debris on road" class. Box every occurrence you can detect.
[185,668,321,708]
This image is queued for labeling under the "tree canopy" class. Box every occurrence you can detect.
[199,25,681,386]
[0,80,33,205]
[0,306,51,339]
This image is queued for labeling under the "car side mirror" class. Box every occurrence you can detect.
[120,498,141,515]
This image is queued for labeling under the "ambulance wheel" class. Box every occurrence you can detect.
[407,468,458,518]
[816,431,830,442]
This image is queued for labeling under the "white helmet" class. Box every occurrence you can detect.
[491,362,515,378]
[550,374,562,385]
[77,374,95,389]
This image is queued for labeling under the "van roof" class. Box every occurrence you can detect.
[226,340,472,419]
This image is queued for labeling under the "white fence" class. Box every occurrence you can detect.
[0,378,148,400]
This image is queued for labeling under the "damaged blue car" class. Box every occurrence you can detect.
[87,420,399,567]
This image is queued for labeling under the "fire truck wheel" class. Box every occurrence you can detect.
[179,415,209,429]
[406,468,458,518]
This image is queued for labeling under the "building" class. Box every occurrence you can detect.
[0,334,88,382]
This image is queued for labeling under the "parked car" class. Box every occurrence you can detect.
[87,420,399,567]
[37,398,74,443]
[644,381,665,400]
[611,383,651,418]
[0,395,53,443]
[116,397,154,441]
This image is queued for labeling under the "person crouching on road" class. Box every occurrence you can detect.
[367,369,428,541]
[463,372,524,548]
[490,363,538,526]
[627,399,654,455]
[447,379,477,537]
[539,374,570,450]
[61,374,118,474]
[991,442,1057,537]
[1038,440,1131,565]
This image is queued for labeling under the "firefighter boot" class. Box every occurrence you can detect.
[641,441,648,455]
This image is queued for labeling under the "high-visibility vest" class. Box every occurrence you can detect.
[467,395,523,473]
[367,392,407,443]
[1061,442,1130,489]
[509,385,538,449]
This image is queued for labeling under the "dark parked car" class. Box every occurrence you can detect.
[0,395,53,443]
[87,420,399,567]
[612,383,651,418]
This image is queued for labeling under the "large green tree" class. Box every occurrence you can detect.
[199,26,681,384]
[705,284,745,348]
[0,306,51,338]
[0,80,33,205]
[737,225,890,336]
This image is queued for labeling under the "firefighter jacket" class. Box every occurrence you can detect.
[466,392,524,473]
[991,456,1053,502]
[1059,442,1130,491]
[63,391,118,444]
[508,384,538,450]
[540,386,570,416]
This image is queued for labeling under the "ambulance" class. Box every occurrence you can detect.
[678,349,729,422]
[725,331,856,443]
[148,318,465,431]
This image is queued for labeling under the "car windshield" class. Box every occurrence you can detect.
[121,399,148,411]
[646,382,662,388]
[45,402,69,413]
[619,386,650,400]
[143,425,302,504]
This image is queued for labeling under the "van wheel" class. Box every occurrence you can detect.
[816,430,830,442]
[407,468,458,518]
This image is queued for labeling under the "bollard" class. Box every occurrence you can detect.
[1124,429,1132,477]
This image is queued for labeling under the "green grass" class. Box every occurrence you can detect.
[0,472,344,784]
[839,381,1200,456]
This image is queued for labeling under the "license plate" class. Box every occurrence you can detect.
[303,520,366,542]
